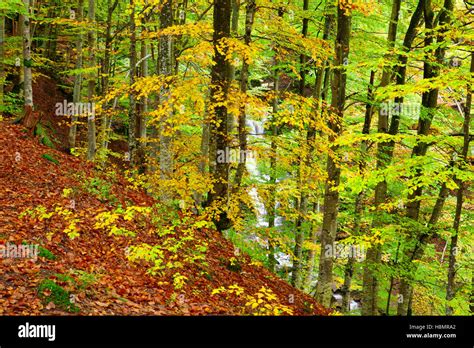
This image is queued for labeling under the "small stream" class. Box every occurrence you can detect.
[244,117,361,312]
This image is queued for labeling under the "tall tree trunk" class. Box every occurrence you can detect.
[362,0,421,315]
[267,71,279,273]
[86,0,96,161]
[196,119,209,206]
[137,39,148,168]
[128,0,137,165]
[134,27,148,173]
[233,0,255,188]
[266,7,284,272]
[446,52,473,315]
[227,0,240,134]
[100,0,119,153]
[302,10,334,290]
[398,0,454,316]
[159,0,173,186]
[68,0,84,150]
[291,0,310,290]
[19,0,38,135]
[102,0,118,96]
[342,70,375,313]
[315,3,351,307]
[22,0,33,112]
[206,0,232,231]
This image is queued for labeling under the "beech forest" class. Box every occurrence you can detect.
[0,0,473,316]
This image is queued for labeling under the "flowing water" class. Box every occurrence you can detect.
[244,117,361,312]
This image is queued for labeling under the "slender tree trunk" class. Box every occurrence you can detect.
[266,7,284,272]
[19,0,38,134]
[385,237,401,315]
[291,192,306,288]
[86,0,96,161]
[303,203,319,291]
[342,70,375,313]
[206,0,232,231]
[298,0,309,94]
[102,0,118,96]
[140,40,148,140]
[446,52,473,315]
[267,84,278,273]
[398,0,454,316]
[362,0,402,315]
[291,0,311,289]
[315,3,351,308]
[234,0,255,188]
[196,117,209,207]
[159,0,173,185]
[68,0,84,150]
[100,0,119,153]
[302,11,334,290]
[134,31,148,173]
[22,0,33,111]
[128,0,137,164]
[362,0,422,315]
[227,0,240,134]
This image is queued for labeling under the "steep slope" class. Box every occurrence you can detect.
[0,122,329,316]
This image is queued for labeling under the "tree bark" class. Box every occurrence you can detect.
[446,51,473,315]
[21,0,33,112]
[227,0,240,134]
[128,0,137,165]
[362,0,422,315]
[159,0,174,185]
[342,70,375,313]
[233,0,255,188]
[99,0,119,153]
[68,0,84,150]
[398,0,454,316]
[315,3,351,308]
[134,28,148,173]
[302,10,334,290]
[206,0,232,231]
[266,7,284,272]
[86,0,96,161]
[291,0,311,289]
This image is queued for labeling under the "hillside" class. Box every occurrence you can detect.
[0,122,329,316]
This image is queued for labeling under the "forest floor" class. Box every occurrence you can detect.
[0,121,330,316]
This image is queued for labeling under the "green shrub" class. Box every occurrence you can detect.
[38,279,79,313]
